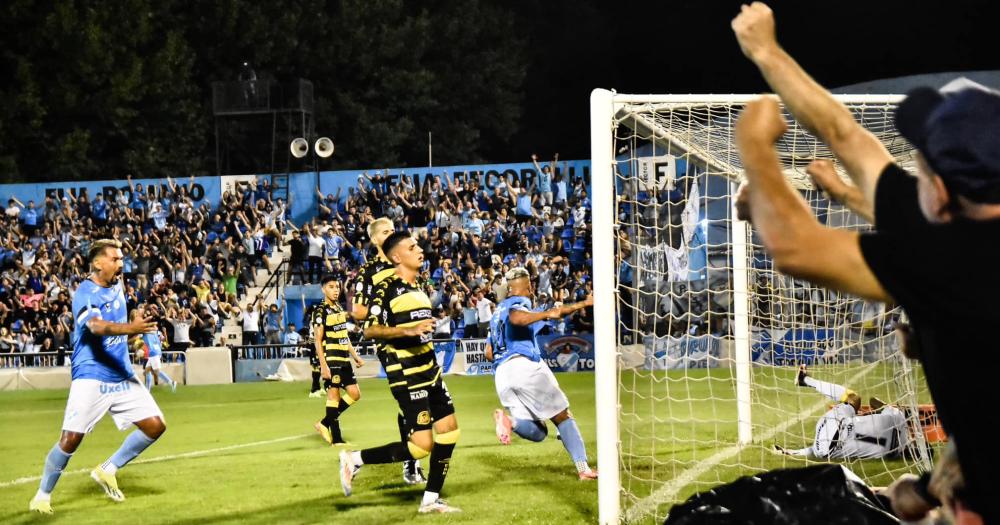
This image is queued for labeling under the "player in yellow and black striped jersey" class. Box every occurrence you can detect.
[348,217,424,485]
[312,276,364,445]
[339,231,461,514]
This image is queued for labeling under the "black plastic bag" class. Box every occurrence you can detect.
[664,464,899,525]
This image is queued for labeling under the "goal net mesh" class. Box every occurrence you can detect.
[610,97,936,523]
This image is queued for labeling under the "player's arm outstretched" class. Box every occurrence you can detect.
[508,294,593,326]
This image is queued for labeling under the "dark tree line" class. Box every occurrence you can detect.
[0,0,527,182]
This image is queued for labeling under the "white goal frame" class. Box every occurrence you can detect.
[590,89,909,525]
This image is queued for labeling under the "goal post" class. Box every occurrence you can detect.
[590,89,934,524]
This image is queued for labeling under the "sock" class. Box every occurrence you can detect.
[310,371,320,392]
[421,491,440,506]
[803,376,848,402]
[396,411,416,470]
[37,443,73,497]
[425,429,459,494]
[145,371,153,390]
[324,400,343,443]
[512,418,548,442]
[396,411,409,445]
[337,392,356,414]
[359,442,412,465]
[104,430,157,472]
[321,399,340,427]
[157,371,175,386]
[555,418,590,472]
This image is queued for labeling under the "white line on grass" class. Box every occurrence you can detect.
[0,433,310,489]
[623,366,878,523]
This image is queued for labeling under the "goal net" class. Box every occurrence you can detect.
[589,91,937,524]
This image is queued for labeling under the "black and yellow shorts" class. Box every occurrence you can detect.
[398,380,455,433]
[322,364,357,390]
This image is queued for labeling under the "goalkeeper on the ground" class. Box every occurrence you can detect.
[776,365,911,460]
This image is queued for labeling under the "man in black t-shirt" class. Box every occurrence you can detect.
[733,4,1000,523]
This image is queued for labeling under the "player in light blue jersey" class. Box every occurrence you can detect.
[135,306,177,392]
[487,267,597,480]
[30,239,165,515]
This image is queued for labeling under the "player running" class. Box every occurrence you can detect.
[488,267,598,480]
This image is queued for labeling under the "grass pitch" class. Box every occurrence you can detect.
[0,374,598,524]
[0,364,934,524]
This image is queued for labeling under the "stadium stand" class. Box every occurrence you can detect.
[0,158,593,365]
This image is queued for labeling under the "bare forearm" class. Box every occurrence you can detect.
[364,325,411,340]
[739,142,817,258]
[826,182,874,223]
[87,319,138,336]
[755,49,854,152]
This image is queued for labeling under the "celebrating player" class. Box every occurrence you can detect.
[30,239,166,514]
[488,267,597,480]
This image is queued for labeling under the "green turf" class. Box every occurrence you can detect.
[0,365,935,524]
[0,374,599,524]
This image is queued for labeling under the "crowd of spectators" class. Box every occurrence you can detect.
[0,174,288,364]
[0,155,595,364]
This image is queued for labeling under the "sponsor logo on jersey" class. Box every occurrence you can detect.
[410,389,428,401]
[410,310,432,320]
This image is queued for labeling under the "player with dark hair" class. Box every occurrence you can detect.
[349,217,425,483]
[312,275,364,445]
[339,231,461,514]
[30,239,164,514]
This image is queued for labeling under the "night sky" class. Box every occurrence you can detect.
[515,0,999,160]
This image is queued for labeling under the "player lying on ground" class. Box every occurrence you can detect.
[30,239,166,515]
[487,267,597,480]
[312,275,364,445]
[775,365,911,460]
[339,232,461,513]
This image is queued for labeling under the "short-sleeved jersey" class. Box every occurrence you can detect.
[143,332,163,358]
[369,275,439,390]
[489,295,544,367]
[352,255,395,310]
[312,301,351,364]
[71,279,132,382]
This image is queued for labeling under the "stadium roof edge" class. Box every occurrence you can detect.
[832,70,1000,94]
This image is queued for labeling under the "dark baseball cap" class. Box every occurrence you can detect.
[894,78,1000,203]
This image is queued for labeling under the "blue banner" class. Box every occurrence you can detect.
[752,328,834,366]
[643,334,722,370]
[0,176,221,210]
[538,333,595,372]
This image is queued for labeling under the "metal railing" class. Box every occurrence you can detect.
[0,351,187,369]
[227,337,463,361]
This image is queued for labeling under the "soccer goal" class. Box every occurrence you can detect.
[590,90,936,524]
